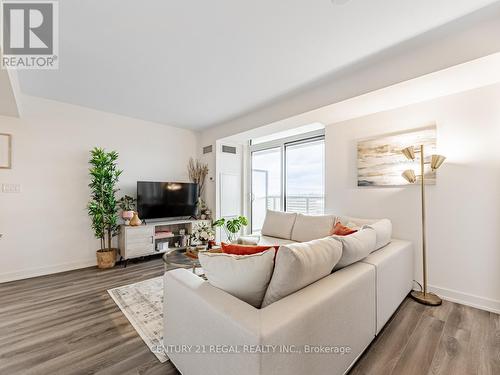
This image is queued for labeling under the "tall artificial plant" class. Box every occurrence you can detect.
[87,147,123,251]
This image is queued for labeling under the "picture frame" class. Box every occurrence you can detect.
[0,133,12,169]
[357,125,437,187]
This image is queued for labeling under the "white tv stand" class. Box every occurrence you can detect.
[118,219,210,265]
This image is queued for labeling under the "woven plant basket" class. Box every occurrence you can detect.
[96,248,117,269]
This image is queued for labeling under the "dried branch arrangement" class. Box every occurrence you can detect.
[187,157,209,197]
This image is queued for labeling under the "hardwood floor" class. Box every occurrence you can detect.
[350,296,499,375]
[0,257,174,375]
[0,258,498,375]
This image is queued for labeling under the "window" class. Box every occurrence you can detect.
[250,131,325,233]
[285,139,325,214]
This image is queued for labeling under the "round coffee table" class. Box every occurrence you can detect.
[163,249,201,274]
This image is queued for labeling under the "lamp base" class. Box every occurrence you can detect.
[410,290,442,306]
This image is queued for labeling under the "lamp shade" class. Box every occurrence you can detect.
[402,169,417,183]
[401,146,415,160]
[431,154,446,171]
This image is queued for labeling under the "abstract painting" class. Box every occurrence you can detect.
[357,126,437,187]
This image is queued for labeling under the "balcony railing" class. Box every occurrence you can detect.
[265,195,324,215]
[252,194,325,231]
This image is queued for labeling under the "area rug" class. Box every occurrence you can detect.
[107,276,168,362]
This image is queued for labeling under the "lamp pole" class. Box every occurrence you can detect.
[420,145,427,296]
[401,144,445,306]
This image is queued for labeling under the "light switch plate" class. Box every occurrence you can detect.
[2,183,21,193]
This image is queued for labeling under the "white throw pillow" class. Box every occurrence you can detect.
[261,237,343,308]
[198,249,275,308]
[362,219,392,251]
[291,213,336,242]
[261,210,297,240]
[332,228,377,270]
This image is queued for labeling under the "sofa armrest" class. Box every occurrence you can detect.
[164,269,261,375]
[259,263,376,375]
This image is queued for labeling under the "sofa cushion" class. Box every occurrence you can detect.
[290,213,336,242]
[238,234,296,246]
[258,235,296,247]
[330,221,358,236]
[261,210,297,239]
[261,237,343,308]
[362,219,392,251]
[198,249,276,308]
[221,243,279,256]
[337,216,379,227]
[332,227,377,270]
[237,235,261,245]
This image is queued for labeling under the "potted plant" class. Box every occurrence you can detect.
[213,216,248,243]
[118,195,136,224]
[87,147,123,269]
[191,222,215,246]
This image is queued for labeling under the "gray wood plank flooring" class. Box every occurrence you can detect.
[0,258,497,375]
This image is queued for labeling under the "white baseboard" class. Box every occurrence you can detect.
[428,284,500,314]
[0,259,97,284]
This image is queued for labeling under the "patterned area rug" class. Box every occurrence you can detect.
[107,276,168,362]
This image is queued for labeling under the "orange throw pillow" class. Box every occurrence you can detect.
[330,222,358,236]
[221,243,279,256]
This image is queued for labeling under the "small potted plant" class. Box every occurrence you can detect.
[191,222,215,246]
[118,195,136,224]
[213,216,248,243]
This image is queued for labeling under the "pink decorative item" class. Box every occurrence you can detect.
[122,210,134,220]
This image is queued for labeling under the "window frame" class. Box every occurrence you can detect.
[248,129,325,233]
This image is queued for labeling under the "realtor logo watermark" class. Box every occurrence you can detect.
[1,1,58,69]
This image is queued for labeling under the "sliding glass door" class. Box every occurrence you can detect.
[251,147,282,233]
[285,138,325,214]
[250,133,325,233]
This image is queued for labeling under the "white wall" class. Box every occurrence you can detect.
[0,95,197,282]
[325,83,500,313]
[214,141,244,241]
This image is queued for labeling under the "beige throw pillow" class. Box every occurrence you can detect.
[198,249,275,308]
[332,227,377,270]
[362,219,392,251]
[261,237,343,308]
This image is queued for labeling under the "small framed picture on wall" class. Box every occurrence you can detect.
[0,133,12,169]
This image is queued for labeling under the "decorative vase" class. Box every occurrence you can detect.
[227,233,238,244]
[122,210,134,222]
[129,212,142,226]
[96,248,117,269]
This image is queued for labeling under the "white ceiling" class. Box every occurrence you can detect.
[17,0,499,130]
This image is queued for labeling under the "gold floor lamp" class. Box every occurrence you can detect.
[401,145,446,306]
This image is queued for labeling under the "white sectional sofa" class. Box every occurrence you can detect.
[164,211,413,375]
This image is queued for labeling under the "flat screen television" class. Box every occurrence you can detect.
[137,181,199,220]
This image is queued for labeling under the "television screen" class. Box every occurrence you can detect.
[137,182,198,220]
